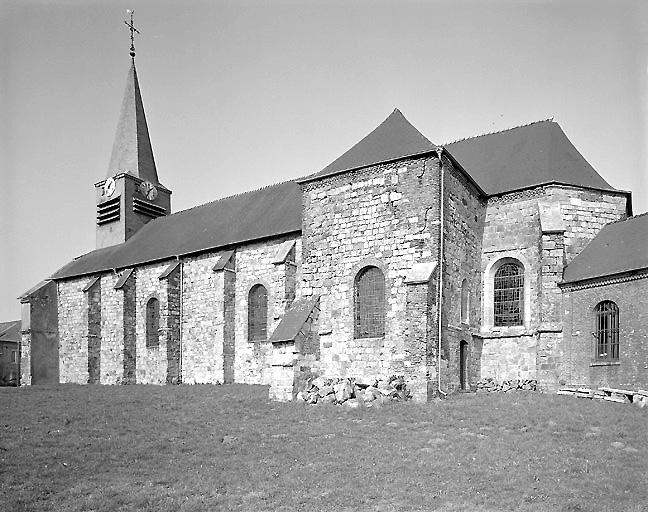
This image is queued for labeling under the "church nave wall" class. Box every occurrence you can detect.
[181,253,226,384]
[58,278,90,384]
[234,236,301,385]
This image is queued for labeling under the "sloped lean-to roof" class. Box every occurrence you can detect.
[445,120,622,196]
[300,109,437,183]
[562,213,648,284]
[52,181,302,280]
[0,320,21,343]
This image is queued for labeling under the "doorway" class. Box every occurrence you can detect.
[459,340,468,390]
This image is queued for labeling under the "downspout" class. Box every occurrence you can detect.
[177,256,184,384]
[436,148,445,395]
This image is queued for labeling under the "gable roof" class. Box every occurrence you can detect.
[0,320,21,343]
[300,109,437,182]
[52,181,302,280]
[106,62,161,185]
[562,213,648,284]
[445,121,618,196]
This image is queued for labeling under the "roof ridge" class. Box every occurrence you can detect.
[169,179,298,217]
[442,118,555,146]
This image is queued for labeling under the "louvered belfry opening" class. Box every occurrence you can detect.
[594,301,619,361]
[354,266,385,339]
[248,284,268,341]
[493,263,524,326]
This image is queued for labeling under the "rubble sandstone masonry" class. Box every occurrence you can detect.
[479,185,627,388]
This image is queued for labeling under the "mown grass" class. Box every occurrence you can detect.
[1,385,647,512]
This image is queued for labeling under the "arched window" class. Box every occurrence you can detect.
[146,297,160,348]
[493,263,524,326]
[354,266,385,338]
[248,284,268,341]
[594,301,619,361]
[460,279,469,324]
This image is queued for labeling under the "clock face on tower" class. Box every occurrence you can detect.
[139,180,158,201]
[102,177,116,197]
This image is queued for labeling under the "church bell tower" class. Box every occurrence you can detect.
[95,11,171,250]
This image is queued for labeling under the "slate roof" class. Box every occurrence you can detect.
[106,63,161,185]
[300,109,437,182]
[0,320,21,343]
[52,181,302,280]
[445,121,618,196]
[562,213,648,284]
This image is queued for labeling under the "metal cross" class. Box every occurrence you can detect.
[124,9,140,58]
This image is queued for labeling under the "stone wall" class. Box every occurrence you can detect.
[301,155,451,395]
[135,263,170,384]
[438,156,486,392]
[479,186,628,388]
[100,272,124,384]
[562,275,648,390]
[58,278,89,384]
[181,252,226,384]
[234,236,302,384]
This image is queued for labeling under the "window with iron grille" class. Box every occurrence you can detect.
[354,266,385,338]
[594,301,619,361]
[493,262,524,326]
[248,284,268,341]
[146,297,160,348]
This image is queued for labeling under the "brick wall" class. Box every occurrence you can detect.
[562,276,648,389]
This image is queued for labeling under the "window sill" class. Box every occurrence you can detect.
[590,361,620,367]
[480,327,534,338]
[353,336,385,342]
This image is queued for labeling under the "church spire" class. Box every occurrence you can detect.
[106,10,159,184]
[95,12,171,250]
[106,61,160,184]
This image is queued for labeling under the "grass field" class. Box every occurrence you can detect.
[1,384,647,512]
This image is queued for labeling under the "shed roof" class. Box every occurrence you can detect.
[52,181,302,280]
[0,320,21,343]
[562,213,648,284]
[300,109,437,182]
[445,121,619,196]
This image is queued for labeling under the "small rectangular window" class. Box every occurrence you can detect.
[11,350,18,363]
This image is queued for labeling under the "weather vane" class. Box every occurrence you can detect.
[124,9,140,58]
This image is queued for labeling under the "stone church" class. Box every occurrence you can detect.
[19,57,648,401]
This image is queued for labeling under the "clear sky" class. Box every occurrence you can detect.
[2,0,647,320]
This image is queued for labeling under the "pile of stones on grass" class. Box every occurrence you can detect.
[475,378,539,393]
[557,385,648,407]
[296,375,411,407]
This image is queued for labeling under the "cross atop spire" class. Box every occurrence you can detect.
[124,9,139,58]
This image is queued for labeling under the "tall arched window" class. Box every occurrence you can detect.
[493,262,524,326]
[354,266,385,339]
[460,279,469,324]
[594,301,619,361]
[146,297,160,348]
[248,284,268,341]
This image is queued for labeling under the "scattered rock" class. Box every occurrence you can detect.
[334,380,354,403]
[623,446,640,453]
[221,435,238,444]
[610,441,625,449]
